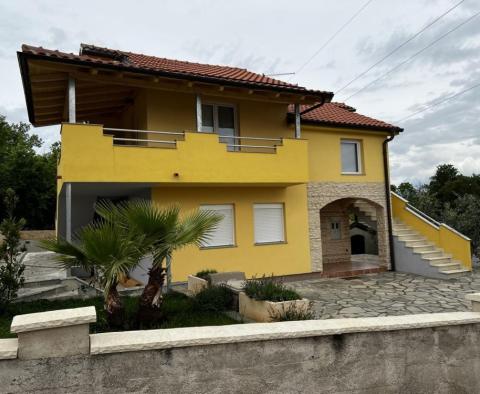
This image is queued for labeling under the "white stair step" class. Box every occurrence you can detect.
[397,235,425,242]
[16,284,67,301]
[426,256,452,265]
[405,240,433,247]
[414,250,443,258]
[430,262,461,270]
[47,289,79,301]
[409,245,437,252]
[438,268,470,275]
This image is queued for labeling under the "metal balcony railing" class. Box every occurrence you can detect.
[103,128,283,153]
[104,128,185,148]
[221,135,283,153]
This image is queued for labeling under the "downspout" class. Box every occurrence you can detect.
[383,133,396,271]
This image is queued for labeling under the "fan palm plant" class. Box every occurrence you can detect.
[95,199,221,324]
[41,220,144,328]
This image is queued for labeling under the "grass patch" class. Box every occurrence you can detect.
[243,275,301,302]
[0,292,238,338]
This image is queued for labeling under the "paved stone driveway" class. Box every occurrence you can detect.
[288,269,480,319]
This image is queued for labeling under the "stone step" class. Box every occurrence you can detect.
[396,234,426,242]
[409,244,437,253]
[414,250,444,258]
[425,256,452,265]
[430,261,461,271]
[46,289,80,301]
[16,284,68,302]
[438,268,471,276]
[404,240,434,248]
[393,231,418,237]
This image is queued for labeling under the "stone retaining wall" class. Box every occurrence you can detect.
[2,296,480,393]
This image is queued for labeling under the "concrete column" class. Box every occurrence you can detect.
[294,103,301,139]
[10,307,96,360]
[466,293,480,312]
[65,182,72,242]
[68,76,76,123]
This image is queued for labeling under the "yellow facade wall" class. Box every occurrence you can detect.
[143,89,390,184]
[151,185,311,281]
[145,90,292,138]
[58,123,308,185]
[302,126,388,183]
[391,193,472,269]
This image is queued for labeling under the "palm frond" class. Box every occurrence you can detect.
[40,237,90,270]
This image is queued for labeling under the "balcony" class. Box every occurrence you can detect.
[58,124,309,185]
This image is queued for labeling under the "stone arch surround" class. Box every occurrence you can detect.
[307,182,390,272]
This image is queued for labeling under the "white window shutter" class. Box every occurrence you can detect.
[254,204,285,244]
[199,204,234,247]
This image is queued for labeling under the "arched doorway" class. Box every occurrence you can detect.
[318,197,384,274]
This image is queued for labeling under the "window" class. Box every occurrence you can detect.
[253,204,285,244]
[200,103,237,150]
[330,219,341,240]
[341,140,362,174]
[199,204,235,247]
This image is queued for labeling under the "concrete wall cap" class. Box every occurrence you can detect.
[90,311,480,355]
[465,293,480,302]
[11,306,96,333]
[0,338,18,360]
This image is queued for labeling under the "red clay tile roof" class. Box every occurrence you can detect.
[20,43,333,100]
[289,103,403,133]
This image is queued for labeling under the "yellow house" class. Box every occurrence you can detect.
[17,43,471,281]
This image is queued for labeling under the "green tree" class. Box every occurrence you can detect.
[41,220,144,327]
[95,199,221,325]
[0,189,26,310]
[0,115,58,229]
[42,199,221,327]
[442,194,480,254]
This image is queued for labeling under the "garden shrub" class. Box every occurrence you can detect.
[243,275,301,302]
[194,285,233,312]
[195,269,217,284]
[269,301,315,322]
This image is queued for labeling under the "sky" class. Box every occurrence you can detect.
[0,0,479,185]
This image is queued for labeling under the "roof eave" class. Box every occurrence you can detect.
[19,50,334,103]
[17,51,36,125]
[288,114,403,133]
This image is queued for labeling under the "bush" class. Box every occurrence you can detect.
[269,301,315,322]
[194,285,233,312]
[0,189,26,310]
[195,269,217,285]
[243,275,301,302]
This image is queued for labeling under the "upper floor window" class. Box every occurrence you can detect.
[199,204,235,248]
[201,103,237,150]
[341,140,362,174]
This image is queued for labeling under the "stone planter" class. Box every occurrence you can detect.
[239,292,310,322]
[187,275,208,295]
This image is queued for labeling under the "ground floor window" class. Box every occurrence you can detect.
[199,204,235,247]
[253,203,285,244]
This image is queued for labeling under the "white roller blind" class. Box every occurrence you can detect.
[199,204,234,247]
[254,204,285,244]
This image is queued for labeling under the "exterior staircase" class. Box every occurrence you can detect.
[393,220,470,278]
[353,200,377,221]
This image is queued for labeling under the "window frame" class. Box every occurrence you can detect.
[198,203,236,249]
[340,139,363,175]
[253,203,286,246]
[199,102,238,135]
